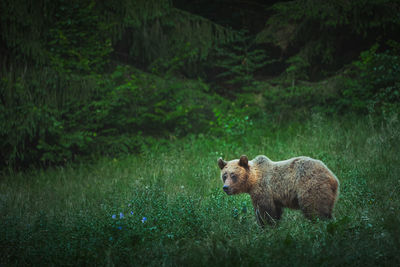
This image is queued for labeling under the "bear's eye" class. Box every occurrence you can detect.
[222,173,227,182]
[230,173,237,182]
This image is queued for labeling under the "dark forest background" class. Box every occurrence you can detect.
[1,0,399,168]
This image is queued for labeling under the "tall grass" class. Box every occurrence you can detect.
[1,114,399,266]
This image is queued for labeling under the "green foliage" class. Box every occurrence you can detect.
[1,0,233,75]
[285,54,310,86]
[46,0,113,74]
[0,0,49,63]
[2,0,400,172]
[0,0,173,66]
[0,0,240,170]
[261,81,339,120]
[149,42,198,76]
[340,44,400,114]
[1,115,400,265]
[210,103,254,138]
[0,65,217,169]
[127,7,235,73]
[258,0,400,78]
[93,66,215,138]
[268,0,400,34]
[212,30,270,93]
[0,69,73,167]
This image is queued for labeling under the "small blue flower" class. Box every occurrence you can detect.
[112,214,116,219]
[120,212,124,219]
[141,217,147,223]
[117,226,122,230]
[130,211,134,215]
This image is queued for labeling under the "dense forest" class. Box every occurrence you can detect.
[1,0,400,266]
[1,0,399,169]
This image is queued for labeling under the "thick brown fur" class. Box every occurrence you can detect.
[218,155,339,226]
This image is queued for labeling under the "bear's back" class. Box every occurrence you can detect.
[252,155,336,186]
[252,155,271,167]
[274,156,335,182]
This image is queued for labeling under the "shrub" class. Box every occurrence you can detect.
[340,44,400,115]
[0,65,218,169]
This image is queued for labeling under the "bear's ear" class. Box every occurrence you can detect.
[218,158,227,169]
[239,155,249,169]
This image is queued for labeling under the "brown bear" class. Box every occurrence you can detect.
[218,155,339,226]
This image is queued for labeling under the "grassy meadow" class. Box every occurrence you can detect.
[1,114,400,266]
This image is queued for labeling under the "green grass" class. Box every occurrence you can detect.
[1,114,400,266]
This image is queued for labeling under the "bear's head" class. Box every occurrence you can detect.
[218,155,250,195]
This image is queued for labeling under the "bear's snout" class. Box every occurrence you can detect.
[223,185,231,195]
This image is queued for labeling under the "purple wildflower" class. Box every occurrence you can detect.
[112,214,116,219]
[120,212,124,219]
[141,217,147,223]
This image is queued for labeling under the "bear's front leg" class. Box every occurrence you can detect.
[254,202,282,227]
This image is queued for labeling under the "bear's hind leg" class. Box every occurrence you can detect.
[301,205,332,220]
[298,183,335,220]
